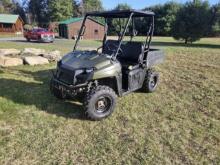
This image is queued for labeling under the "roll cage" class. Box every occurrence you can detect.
[73,10,155,60]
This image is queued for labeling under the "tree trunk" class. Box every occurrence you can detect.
[185,38,188,44]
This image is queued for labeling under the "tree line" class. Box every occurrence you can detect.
[26,0,103,24]
[0,0,219,43]
[146,1,220,43]
[0,0,103,24]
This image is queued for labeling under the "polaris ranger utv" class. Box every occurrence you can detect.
[50,10,165,120]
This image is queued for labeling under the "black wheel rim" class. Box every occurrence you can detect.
[95,95,112,114]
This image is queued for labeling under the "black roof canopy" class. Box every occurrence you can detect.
[86,9,155,18]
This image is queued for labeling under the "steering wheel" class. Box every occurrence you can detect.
[105,43,123,56]
[97,46,102,53]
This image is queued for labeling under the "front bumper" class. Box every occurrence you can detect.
[51,64,95,97]
[51,76,88,97]
[40,37,54,43]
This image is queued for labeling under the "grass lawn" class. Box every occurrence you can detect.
[0,34,23,38]
[0,37,220,164]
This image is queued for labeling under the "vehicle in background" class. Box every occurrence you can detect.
[24,28,55,43]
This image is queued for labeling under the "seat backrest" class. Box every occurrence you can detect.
[103,40,119,55]
[103,40,144,63]
[120,42,144,63]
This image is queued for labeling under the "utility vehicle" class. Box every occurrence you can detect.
[50,10,165,120]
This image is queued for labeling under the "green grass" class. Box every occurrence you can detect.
[0,38,100,54]
[0,37,220,164]
[0,34,23,38]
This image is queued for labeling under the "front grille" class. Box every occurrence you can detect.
[57,68,75,85]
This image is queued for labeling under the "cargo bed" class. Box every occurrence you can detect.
[147,49,165,68]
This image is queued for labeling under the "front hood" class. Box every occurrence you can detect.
[60,51,112,70]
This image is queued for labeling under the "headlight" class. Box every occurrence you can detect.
[75,69,84,75]
[75,68,94,84]
[41,34,47,38]
[85,68,94,73]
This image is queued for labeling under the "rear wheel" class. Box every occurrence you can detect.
[142,70,159,93]
[84,86,117,120]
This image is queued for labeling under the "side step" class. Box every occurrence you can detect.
[121,87,141,96]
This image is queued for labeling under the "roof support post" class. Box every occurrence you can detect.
[142,16,154,66]
[73,16,87,51]
[148,16,154,50]
[102,19,108,50]
[144,16,154,51]
[113,13,134,60]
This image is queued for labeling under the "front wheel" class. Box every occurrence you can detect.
[84,86,117,120]
[142,70,159,93]
[26,38,30,42]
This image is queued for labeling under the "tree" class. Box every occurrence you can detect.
[48,0,73,22]
[28,0,49,25]
[0,1,5,13]
[210,3,220,36]
[81,0,103,15]
[146,2,181,36]
[72,0,81,17]
[0,0,14,13]
[172,0,211,44]
[107,3,131,35]
[114,3,131,10]
[13,1,26,23]
[0,0,26,22]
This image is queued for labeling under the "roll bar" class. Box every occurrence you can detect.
[73,10,154,59]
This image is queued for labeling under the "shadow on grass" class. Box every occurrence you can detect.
[10,40,53,44]
[152,41,220,49]
[0,68,87,120]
